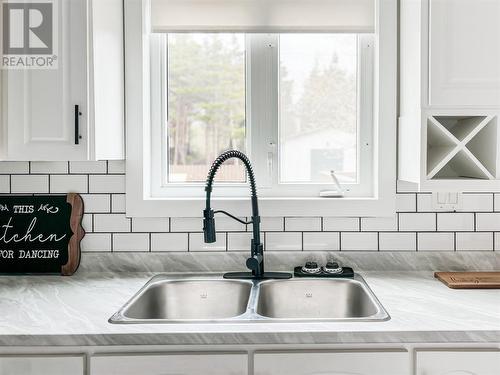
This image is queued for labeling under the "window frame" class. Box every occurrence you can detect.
[125,0,397,217]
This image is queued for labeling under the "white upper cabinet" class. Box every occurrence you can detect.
[0,0,124,161]
[254,351,409,375]
[399,0,500,192]
[429,0,500,107]
[3,0,87,161]
[416,350,500,375]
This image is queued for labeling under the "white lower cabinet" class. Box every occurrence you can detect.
[0,355,84,375]
[253,351,409,375]
[416,350,500,375]
[90,353,248,375]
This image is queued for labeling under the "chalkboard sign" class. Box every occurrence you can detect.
[0,193,84,275]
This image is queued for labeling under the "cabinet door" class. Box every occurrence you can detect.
[429,0,500,106]
[91,353,248,375]
[416,350,500,375]
[3,0,87,160]
[254,351,409,375]
[0,355,84,375]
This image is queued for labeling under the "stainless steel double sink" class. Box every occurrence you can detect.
[109,274,389,323]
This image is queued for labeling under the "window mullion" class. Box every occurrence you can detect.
[248,34,280,191]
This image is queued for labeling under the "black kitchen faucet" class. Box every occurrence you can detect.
[203,150,291,280]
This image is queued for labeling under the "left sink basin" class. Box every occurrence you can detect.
[110,277,253,323]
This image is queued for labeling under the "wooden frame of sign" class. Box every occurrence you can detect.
[0,193,85,275]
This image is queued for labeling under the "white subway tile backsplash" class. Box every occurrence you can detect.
[266,232,302,251]
[111,194,126,213]
[361,216,397,232]
[0,175,9,193]
[456,232,493,251]
[216,217,246,231]
[0,161,29,174]
[303,232,339,251]
[70,161,107,174]
[189,232,226,251]
[260,217,284,231]
[396,193,416,212]
[170,217,244,232]
[323,217,359,232]
[285,217,321,232]
[30,161,68,174]
[379,232,416,251]
[437,213,474,232]
[227,232,253,251]
[81,194,110,213]
[113,233,149,252]
[107,160,126,174]
[81,233,112,252]
[151,233,188,252]
[94,214,131,232]
[3,156,500,257]
[418,233,454,251]
[89,175,125,193]
[476,213,500,231]
[416,194,433,212]
[11,175,49,193]
[341,232,378,251]
[82,214,93,233]
[50,175,88,193]
[399,213,436,231]
[461,194,493,212]
[170,218,202,232]
[132,217,169,232]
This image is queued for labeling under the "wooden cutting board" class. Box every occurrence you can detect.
[435,272,500,289]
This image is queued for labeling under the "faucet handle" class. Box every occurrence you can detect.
[246,254,263,276]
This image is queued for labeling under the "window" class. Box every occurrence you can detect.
[125,0,397,217]
[151,33,374,198]
[166,34,247,184]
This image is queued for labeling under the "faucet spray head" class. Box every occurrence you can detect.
[203,209,216,243]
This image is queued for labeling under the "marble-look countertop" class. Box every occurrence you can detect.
[0,271,499,346]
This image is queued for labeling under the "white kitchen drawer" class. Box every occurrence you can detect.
[254,350,409,375]
[416,350,500,375]
[0,355,84,375]
[91,353,247,375]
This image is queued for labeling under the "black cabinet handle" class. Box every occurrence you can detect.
[74,105,82,145]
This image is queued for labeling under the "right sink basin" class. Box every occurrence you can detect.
[256,277,389,321]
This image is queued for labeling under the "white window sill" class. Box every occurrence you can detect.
[126,194,396,217]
